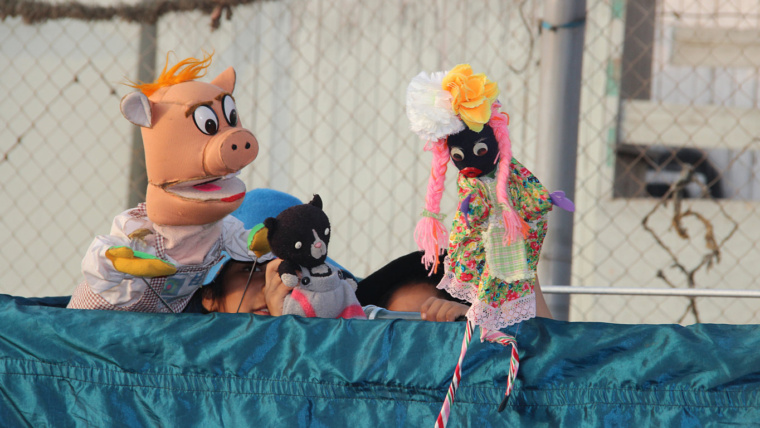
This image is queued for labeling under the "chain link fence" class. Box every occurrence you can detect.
[1,0,758,324]
[574,0,760,323]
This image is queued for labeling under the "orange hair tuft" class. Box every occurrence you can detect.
[127,51,214,97]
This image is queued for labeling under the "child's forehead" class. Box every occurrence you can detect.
[204,252,274,285]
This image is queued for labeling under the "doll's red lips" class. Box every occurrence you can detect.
[461,167,482,177]
[221,192,245,202]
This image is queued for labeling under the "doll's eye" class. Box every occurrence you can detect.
[473,141,488,156]
[324,228,330,236]
[193,105,219,135]
[450,147,465,162]
[222,95,238,127]
[295,241,302,249]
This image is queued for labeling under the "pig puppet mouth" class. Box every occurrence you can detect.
[164,171,246,202]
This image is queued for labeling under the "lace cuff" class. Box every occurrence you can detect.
[437,255,537,331]
[467,294,536,331]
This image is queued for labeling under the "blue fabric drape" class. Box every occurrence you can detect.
[0,294,758,427]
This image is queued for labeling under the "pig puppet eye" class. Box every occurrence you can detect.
[222,95,238,127]
[193,105,219,135]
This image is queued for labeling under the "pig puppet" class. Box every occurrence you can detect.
[68,55,269,312]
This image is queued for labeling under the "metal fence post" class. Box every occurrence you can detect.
[534,0,586,321]
[127,24,157,208]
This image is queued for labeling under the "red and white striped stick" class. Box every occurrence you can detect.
[480,328,520,412]
[435,319,474,428]
[435,324,520,427]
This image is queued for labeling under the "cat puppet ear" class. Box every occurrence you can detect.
[120,92,152,128]
[308,194,323,210]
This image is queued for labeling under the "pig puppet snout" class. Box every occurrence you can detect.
[203,128,259,176]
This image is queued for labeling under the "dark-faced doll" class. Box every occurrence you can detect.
[406,64,574,418]
[408,64,574,331]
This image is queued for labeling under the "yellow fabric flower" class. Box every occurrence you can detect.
[442,64,499,132]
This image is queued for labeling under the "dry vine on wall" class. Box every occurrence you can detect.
[642,165,739,323]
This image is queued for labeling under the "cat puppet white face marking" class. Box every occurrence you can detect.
[310,229,328,260]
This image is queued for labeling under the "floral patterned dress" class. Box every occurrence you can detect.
[438,158,553,330]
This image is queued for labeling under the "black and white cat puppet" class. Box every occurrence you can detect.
[263,195,366,319]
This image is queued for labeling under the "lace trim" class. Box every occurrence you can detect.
[437,255,479,302]
[437,255,536,330]
[467,294,535,331]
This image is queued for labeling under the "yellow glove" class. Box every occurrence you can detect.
[105,246,177,277]
[248,224,271,258]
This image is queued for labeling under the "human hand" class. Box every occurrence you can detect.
[420,297,469,322]
[263,259,293,317]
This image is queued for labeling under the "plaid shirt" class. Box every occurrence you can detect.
[68,204,260,313]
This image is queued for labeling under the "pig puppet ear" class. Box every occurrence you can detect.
[120,92,152,128]
[210,67,236,93]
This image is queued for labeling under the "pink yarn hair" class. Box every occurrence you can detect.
[489,103,530,244]
[414,138,449,271]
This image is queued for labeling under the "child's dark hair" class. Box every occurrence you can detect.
[199,259,239,305]
[356,251,465,308]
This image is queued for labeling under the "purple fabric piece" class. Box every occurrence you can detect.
[550,191,575,212]
[459,194,472,228]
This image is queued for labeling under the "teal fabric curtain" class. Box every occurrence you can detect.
[0,294,758,427]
